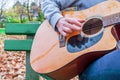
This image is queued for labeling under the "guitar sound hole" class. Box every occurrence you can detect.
[82,17,103,36]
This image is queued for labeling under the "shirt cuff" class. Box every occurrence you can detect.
[49,13,63,30]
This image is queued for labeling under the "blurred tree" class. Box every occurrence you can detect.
[30,0,44,22]
[30,2,38,21]
[3,9,19,23]
[0,0,7,17]
[23,0,44,22]
[0,0,8,22]
[13,1,26,23]
[26,0,31,21]
[13,0,31,22]
[0,0,44,23]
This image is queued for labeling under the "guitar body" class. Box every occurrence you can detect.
[30,1,120,80]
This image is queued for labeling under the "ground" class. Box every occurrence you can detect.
[0,34,26,80]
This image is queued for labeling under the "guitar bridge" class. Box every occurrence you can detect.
[59,34,66,48]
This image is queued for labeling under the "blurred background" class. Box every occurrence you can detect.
[0,0,44,80]
[0,0,44,28]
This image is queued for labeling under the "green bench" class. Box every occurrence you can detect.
[0,28,5,34]
[4,23,52,80]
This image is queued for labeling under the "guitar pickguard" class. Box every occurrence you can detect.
[67,32,103,53]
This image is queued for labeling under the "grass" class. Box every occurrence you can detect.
[0,28,5,34]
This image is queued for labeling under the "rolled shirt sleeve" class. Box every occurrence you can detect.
[41,0,63,29]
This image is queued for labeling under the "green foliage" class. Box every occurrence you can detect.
[1,1,45,27]
[2,10,45,24]
[5,17,20,23]
[38,11,45,22]
[0,23,5,28]
[22,18,29,23]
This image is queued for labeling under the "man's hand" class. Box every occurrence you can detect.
[56,17,85,37]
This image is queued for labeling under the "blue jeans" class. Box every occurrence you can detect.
[80,49,120,80]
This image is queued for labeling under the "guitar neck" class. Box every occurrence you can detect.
[103,12,120,27]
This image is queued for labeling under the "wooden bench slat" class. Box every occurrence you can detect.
[4,39,33,51]
[5,23,40,35]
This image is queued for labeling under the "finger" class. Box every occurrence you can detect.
[77,19,85,23]
[71,24,82,31]
[66,18,83,27]
[63,21,81,31]
[61,31,68,37]
[58,26,68,37]
[62,26,72,33]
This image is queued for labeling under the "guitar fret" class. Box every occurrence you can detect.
[103,12,120,27]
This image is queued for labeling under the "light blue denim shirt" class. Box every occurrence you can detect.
[41,0,119,29]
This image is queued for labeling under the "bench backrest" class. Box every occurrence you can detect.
[4,23,40,51]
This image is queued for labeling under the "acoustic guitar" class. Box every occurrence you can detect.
[30,1,120,80]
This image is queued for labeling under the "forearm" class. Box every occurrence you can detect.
[41,0,63,29]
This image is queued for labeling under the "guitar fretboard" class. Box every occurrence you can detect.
[103,12,120,27]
